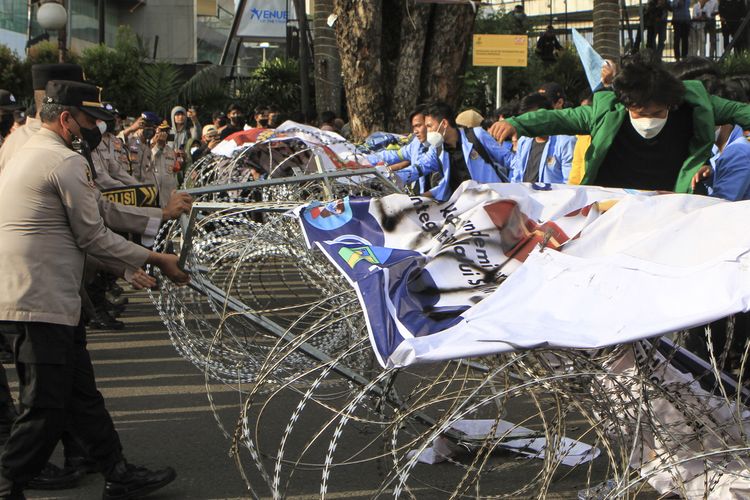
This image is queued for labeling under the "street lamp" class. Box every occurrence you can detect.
[37,0,67,62]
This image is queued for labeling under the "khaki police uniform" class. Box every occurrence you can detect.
[91,134,139,189]
[0,118,162,236]
[148,144,179,208]
[0,123,151,493]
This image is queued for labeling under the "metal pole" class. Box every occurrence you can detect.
[495,67,502,108]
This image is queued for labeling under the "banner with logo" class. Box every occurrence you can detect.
[236,0,295,39]
[297,182,750,368]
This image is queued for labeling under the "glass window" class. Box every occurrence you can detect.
[70,0,99,43]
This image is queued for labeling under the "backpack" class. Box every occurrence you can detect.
[463,127,509,182]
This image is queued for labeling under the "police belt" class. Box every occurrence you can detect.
[100,184,159,208]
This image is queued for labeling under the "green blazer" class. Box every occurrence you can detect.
[506,81,750,193]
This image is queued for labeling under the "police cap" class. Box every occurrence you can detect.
[31,64,84,91]
[0,90,22,111]
[44,80,112,121]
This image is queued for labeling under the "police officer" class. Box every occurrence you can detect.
[0,64,193,491]
[119,111,159,181]
[148,121,179,208]
[91,105,139,189]
[0,90,21,148]
[0,80,189,499]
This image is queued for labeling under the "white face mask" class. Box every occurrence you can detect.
[96,120,107,135]
[715,127,722,143]
[426,121,446,149]
[629,111,668,139]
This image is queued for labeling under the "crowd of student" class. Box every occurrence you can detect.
[368,53,750,205]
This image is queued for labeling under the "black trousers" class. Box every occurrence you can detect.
[0,320,122,494]
[673,21,691,60]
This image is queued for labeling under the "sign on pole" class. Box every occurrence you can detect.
[472,34,528,67]
[236,0,295,40]
[473,34,528,108]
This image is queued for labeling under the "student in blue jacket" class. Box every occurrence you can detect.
[510,93,577,184]
[692,124,750,200]
[395,101,510,201]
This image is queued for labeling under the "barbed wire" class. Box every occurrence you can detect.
[150,143,750,499]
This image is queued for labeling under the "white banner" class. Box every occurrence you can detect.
[296,182,750,368]
[235,0,295,39]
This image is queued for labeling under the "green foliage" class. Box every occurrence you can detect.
[79,26,146,115]
[26,40,67,65]
[179,65,232,120]
[137,61,184,119]
[0,45,28,98]
[239,58,301,114]
[719,52,750,76]
[461,8,589,114]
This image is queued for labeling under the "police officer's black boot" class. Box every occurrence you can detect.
[102,460,176,500]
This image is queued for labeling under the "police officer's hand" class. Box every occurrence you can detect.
[147,253,190,286]
[488,120,518,146]
[127,268,158,289]
[162,191,193,221]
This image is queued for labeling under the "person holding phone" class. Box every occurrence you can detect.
[148,121,179,208]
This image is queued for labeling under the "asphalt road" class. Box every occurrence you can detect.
[8,286,657,500]
[14,290,250,500]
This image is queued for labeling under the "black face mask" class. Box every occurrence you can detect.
[258,119,269,128]
[143,128,156,141]
[71,115,103,150]
[230,115,245,127]
[105,119,115,134]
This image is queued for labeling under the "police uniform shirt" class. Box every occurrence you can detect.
[0,117,163,239]
[149,144,179,208]
[0,127,151,326]
[0,117,41,173]
[107,135,139,185]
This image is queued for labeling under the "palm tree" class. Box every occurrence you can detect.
[593,0,621,61]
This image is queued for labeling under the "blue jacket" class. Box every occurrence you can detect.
[709,126,750,201]
[366,136,427,166]
[397,127,511,201]
[510,135,576,184]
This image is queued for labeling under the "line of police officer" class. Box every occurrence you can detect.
[0,64,193,499]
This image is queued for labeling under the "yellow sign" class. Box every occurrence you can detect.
[197,0,217,16]
[473,34,528,67]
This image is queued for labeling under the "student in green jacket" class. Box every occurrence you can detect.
[489,53,750,193]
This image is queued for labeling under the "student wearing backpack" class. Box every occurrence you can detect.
[393,101,511,201]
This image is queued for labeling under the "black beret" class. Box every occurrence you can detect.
[44,80,112,121]
[31,64,84,91]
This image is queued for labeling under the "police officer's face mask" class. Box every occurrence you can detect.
[69,114,103,150]
[142,127,156,141]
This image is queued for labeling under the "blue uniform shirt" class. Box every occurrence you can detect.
[708,125,750,201]
[396,127,511,201]
[510,135,577,184]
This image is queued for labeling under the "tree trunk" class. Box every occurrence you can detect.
[329,2,476,138]
[293,0,312,119]
[420,4,477,107]
[313,0,343,118]
[388,1,431,132]
[333,0,384,140]
[593,0,621,61]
